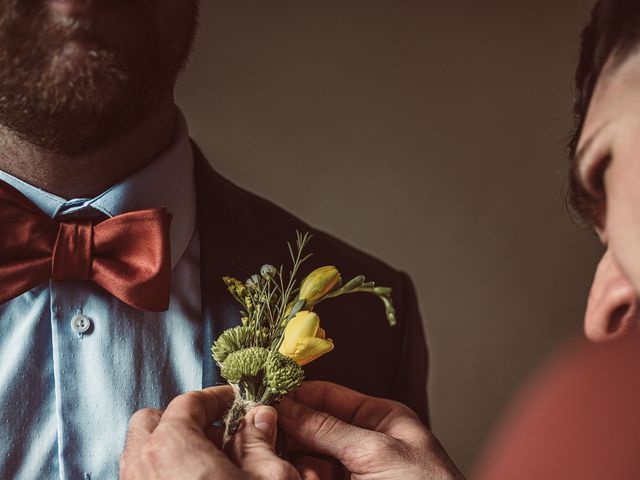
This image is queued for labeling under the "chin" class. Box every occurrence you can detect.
[0,61,152,156]
[0,0,197,154]
[46,41,128,103]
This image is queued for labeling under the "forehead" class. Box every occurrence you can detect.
[582,48,640,142]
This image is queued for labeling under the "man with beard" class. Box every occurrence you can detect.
[0,1,428,478]
[123,0,640,479]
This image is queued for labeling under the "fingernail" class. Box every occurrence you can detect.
[254,406,277,436]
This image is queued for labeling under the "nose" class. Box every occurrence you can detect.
[584,249,640,342]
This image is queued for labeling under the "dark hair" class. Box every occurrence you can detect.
[569,0,640,226]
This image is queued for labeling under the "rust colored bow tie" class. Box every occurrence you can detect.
[0,179,173,312]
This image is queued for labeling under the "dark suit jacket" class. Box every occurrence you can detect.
[194,145,430,425]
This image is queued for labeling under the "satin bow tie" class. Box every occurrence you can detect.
[0,180,173,312]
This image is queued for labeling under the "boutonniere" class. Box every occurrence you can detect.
[212,231,395,445]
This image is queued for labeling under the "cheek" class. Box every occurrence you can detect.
[604,156,640,293]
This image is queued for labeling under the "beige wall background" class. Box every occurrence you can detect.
[176,0,601,473]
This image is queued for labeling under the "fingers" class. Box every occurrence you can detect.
[121,386,241,480]
[204,423,225,448]
[277,397,386,466]
[289,381,422,439]
[120,408,162,472]
[161,385,232,449]
[162,385,234,428]
[279,391,464,480]
[231,406,300,480]
[291,453,344,480]
[150,387,234,467]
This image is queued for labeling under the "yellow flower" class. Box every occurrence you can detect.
[279,311,334,366]
[299,266,341,304]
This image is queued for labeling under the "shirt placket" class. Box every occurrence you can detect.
[50,280,100,480]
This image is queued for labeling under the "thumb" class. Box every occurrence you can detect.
[277,398,386,469]
[230,406,299,480]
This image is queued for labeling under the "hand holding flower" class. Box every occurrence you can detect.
[277,381,466,480]
[120,386,297,480]
[212,232,396,445]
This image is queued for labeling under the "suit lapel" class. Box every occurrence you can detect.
[191,144,430,423]
[194,145,241,387]
[193,144,288,387]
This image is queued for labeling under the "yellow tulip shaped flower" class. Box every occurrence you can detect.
[299,266,341,304]
[279,311,334,366]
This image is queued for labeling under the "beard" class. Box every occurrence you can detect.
[0,0,199,155]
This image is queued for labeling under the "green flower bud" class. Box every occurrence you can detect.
[211,326,254,364]
[374,286,393,296]
[341,275,365,291]
[380,296,397,327]
[246,274,262,290]
[261,264,277,280]
[220,347,269,384]
[265,351,305,395]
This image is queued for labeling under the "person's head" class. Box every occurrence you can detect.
[570,0,640,341]
[0,0,200,156]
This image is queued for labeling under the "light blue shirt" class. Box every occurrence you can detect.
[0,111,203,479]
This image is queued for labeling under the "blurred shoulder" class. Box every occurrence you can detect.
[473,336,640,480]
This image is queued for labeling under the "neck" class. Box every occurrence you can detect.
[0,100,177,199]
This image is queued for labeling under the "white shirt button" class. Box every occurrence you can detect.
[70,314,91,335]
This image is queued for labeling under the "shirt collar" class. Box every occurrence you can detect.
[0,109,196,270]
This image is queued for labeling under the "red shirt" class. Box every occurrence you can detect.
[473,336,640,480]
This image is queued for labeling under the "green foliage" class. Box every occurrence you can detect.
[223,276,247,302]
[216,231,398,447]
[265,351,305,395]
[220,347,269,384]
[321,274,397,326]
[211,326,254,364]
